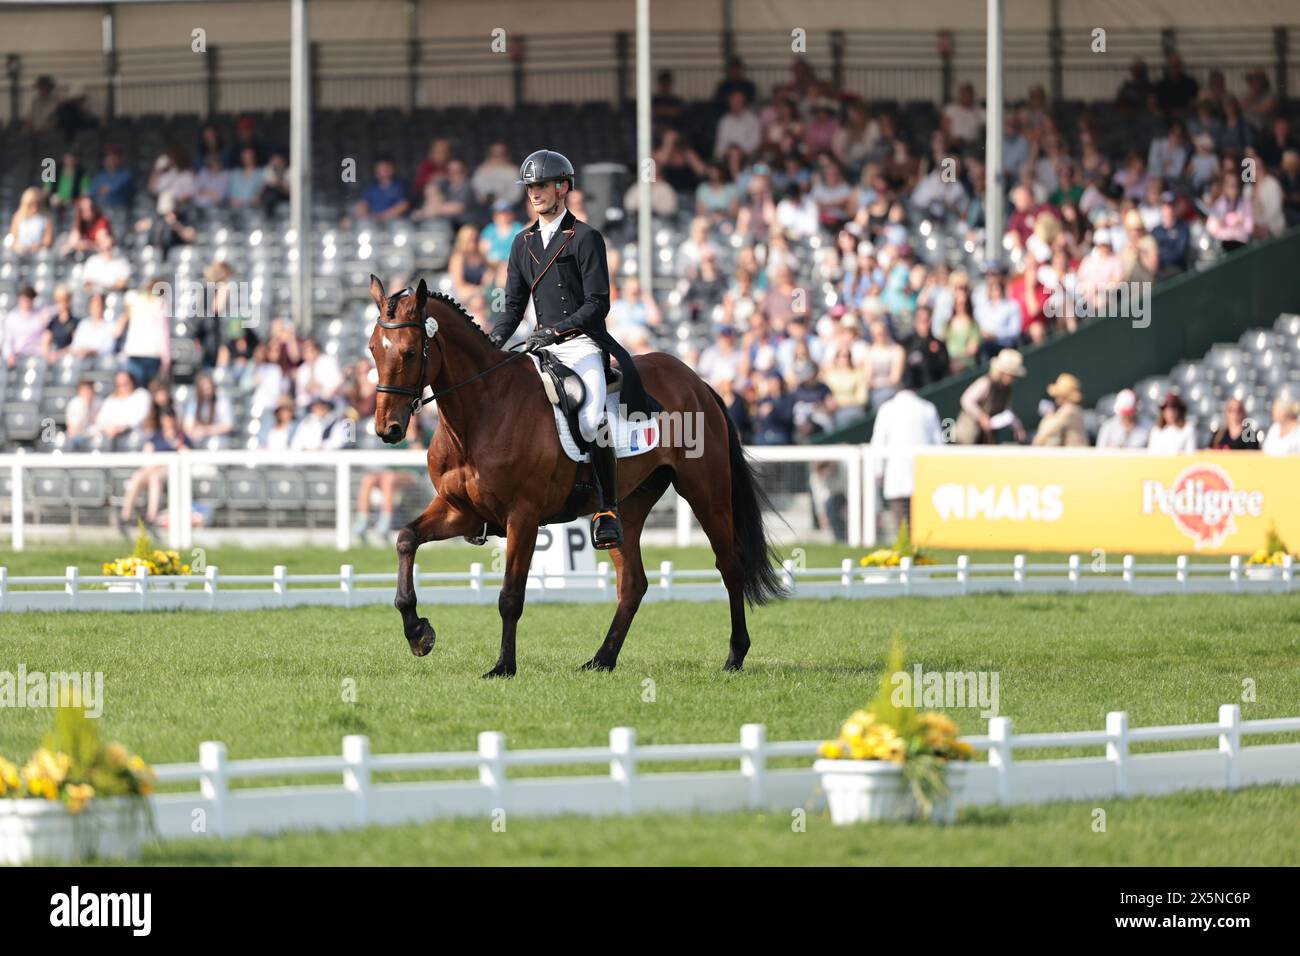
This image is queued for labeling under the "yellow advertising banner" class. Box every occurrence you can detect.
[911,451,1300,555]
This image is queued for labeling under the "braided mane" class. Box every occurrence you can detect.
[427,289,495,345]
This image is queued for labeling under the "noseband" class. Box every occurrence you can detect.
[374,288,527,415]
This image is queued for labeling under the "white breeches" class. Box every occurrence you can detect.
[540,333,606,442]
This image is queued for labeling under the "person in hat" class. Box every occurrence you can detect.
[954,348,1027,444]
[1033,372,1088,446]
[488,149,648,550]
[1152,192,1190,277]
[1096,388,1150,448]
[1147,391,1196,453]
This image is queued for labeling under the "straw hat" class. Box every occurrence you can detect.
[1046,372,1083,404]
[989,348,1027,379]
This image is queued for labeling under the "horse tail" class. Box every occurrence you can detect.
[708,387,790,607]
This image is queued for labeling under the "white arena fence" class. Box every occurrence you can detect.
[143,705,1300,840]
[0,553,1294,613]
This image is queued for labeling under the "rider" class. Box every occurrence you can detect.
[488,149,646,551]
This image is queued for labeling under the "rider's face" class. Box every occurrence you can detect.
[527,181,563,217]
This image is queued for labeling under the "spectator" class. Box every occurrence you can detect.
[1152,192,1190,276]
[261,151,291,213]
[411,158,473,229]
[715,89,762,159]
[89,370,152,447]
[809,459,849,542]
[262,396,298,451]
[1279,150,1300,228]
[480,199,522,265]
[447,224,491,303]
[1246,153,1286,239]
[832,100,881,173]
[810,155,856,229]
[1075,233,1124,312]
[695,162,739,222]
[69,293,116,359]
[223,116,266,167]
[608,275,662,334]
[911,155,969,220]
[356,158,410,222]
[651,69,687,129]
[954,348,1027,444]
[713,374,752,441]
[870,368,943,536]
[1186,132,1220,193]
[1206,175,1253,251]
[341,358,378,420]
[1209,397,1262,450]
[684,249,728,323]
[864,317,905,409]
[227,146,266,208]
[805,97,842,156]
[1,285,49,367]
[196,123,225,169]
[1147,392,1196,453]
[941,82,984,145]
[822,343,869,427]
[193,152,231,208]
[1257,116,1298,170]
[247,342,289,413]
[1147,122,1190,181]
[45,150,91,211]
[290,396,344,450]
[89,145,134,210]
[1116,60,1154,112]
[118,409,190,536]
[944,287,982,375]
[1218,97,1253,155]
[352,417,426,542]
[698,325,743,383]
[64,379,99,450]
[653,127,709,194]
[116,276,172,387]
[148,147,197,207]
[1033,373,1088,446]
[972,271,1023,354]
[712,56,757,112]
[135,191,197,257]
[1262,398,1300,455]
[901,307,950,389]
[8,188,54,254]
[413,138,453,199]
[294,337,343,410]
[749,372,795,445]
[1154,54,1198,115]
[27,75,60,132]
[182,371,235,445]
[1096,388,1151,448]
[60,196,112,259]
[81,230,132,294]
[41,285,79,362]
[789,359,835,441]
[471,143,521,207]
[1241,71,1278,135]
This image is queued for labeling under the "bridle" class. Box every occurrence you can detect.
[374,288,527,415]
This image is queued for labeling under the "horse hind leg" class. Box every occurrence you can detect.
[581,487,655,672]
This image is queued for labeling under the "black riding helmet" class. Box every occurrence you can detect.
[517,149,575,190]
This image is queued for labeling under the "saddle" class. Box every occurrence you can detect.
[535,350,622,455]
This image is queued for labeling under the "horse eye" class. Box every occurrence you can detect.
[401,349,416,361]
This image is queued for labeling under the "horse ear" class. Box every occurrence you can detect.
[368,274,385,308]
[415,278,428,311]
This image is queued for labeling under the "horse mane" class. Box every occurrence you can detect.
[427,289,496,347]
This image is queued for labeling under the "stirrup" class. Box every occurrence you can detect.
[464,522,489,546]
[591,510,623,550]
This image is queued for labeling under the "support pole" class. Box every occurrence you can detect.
[983,0,1004,268]
[290,0,313,333]
[636,0,652,303]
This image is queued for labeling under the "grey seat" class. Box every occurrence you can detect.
[2,402,40,441]
[30,469,69,502]
[67,470,108,507]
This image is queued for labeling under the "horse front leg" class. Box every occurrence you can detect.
[483,512,539,679]
[396,497,479,657]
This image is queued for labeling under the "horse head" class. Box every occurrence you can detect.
[368,274,437,444]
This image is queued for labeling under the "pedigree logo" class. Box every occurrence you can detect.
[1141,463,1263,548]
[931,483,1064,522]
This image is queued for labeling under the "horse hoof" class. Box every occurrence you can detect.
[579,658,615,672]
[723,659,744,672]
[482,664,516,679]
[408,619,436,657]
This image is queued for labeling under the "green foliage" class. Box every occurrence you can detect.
[132,519,153,561]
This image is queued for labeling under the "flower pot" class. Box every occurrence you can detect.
[105,577,190,593]
[0,797,148,864]
[814,759,966,825]
[1244,566,1280,582]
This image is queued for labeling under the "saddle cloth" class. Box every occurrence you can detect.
[528,354,661,463]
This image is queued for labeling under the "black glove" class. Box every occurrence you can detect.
[524,326,559,352]
[487,328,510,350]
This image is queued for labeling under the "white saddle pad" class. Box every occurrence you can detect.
[528,355,661,463]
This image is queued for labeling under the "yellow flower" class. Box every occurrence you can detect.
[106,743,128,766]
[65,783,95,814]
[818,740,846,759]
[0,756,19,795]
[952,739,974,759]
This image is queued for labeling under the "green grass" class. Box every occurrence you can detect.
[2,543,1295,865]
[123,786,1300,866]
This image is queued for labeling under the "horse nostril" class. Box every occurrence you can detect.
[385,424,403,441]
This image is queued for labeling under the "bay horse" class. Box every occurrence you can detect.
[367,275,786,677]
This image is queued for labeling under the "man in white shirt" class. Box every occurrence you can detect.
[870,372,943,537]
[941,83,985,145]
[472,142,523,207]
[82,231,132,294]
[294,337,343,410]
[289,398,338,451]
[715,90,761,159]
[1095,388,1151,448]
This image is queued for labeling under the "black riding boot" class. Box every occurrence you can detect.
[590,428,623,551]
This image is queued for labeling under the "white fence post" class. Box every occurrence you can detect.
[478,731,507,812]
[740,723,766,810]
[609,727,637,815]
[1013,554,1025,590]
[988,717,1013,804]
[1176,555,1188,590]
[899,556,912,594]
[1123,554,1135,589]
[65,566,79,609]
[1229,555,1241,591]
[411,562,421,601]
[957,554,969,595]
[204,565,219,611]
[1068,554,1080,591]
[469,562,484,601]
[841,558,853,595]
[335,460,350,552]
[340,564,355,608]
[342,735,371,827]
[1283,554,1294,586]
[846,452,863,549]
[273,564,288,606]
[598,561,611,594]
[1106,711,1129,796]
[135,563,148,611]
[659,561,672,596]
[675,491,691,548]
[1219,704,1241,791]
[0,567,7,612]
[781,558,795,593]
[198,741,228,839]
[10,463,23,553]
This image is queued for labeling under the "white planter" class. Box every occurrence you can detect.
[1244,566,1280,581]
[0,797,149,864]
[815,759,966,825]
[105,576,191,593]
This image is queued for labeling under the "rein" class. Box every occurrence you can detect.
[375,289,528,413]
